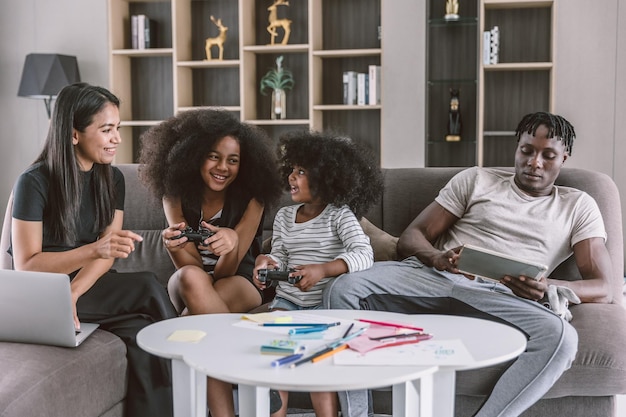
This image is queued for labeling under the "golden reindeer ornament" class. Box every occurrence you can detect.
[445,0,460,20]
[205,15,228,60]
[267,0,291,45]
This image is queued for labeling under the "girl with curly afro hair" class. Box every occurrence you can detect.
[138,109,282,416]
[253,130,383,417]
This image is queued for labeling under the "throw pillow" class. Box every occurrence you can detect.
[359,217,399,262]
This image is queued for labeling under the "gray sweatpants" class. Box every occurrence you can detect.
[322,257,577,417]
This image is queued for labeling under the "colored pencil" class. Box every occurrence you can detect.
[358,318,423,332]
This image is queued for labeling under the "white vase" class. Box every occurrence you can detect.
[271,89,286,120]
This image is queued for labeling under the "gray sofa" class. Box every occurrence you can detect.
[1,164,625,417]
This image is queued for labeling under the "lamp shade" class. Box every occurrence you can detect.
[17,53,81,99]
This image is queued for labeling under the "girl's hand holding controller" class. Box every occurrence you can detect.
[201,222,237,256]
[162,222,189,251]
[253,256,279,290]
[292,264,325,292]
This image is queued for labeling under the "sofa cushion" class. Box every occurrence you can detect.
[545,303,626,397]
[113,230,175,288]
[0,330,127,417]
[455,303,626,399]
[359,217,399,261]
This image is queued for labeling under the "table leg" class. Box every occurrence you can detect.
[171,359,206,417]
[392,373,434,417]
[432,369,456,417]
[238,384,270,417]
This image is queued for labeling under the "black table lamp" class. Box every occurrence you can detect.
[17,53,81,118]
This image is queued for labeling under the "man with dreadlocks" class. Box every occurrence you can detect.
[324,111,613,417]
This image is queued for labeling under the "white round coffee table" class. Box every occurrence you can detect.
[137,310,526,417]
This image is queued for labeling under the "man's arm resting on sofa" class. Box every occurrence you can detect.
[554,237,612,303]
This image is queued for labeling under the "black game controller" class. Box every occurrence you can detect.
[171,227,215,243]
[258,268,303,285]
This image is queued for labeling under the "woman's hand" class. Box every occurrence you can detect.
[200,222,238,256]
[94,230,144,259]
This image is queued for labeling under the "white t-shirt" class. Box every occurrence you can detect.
[434,167,606,275]
[269,204,373,307]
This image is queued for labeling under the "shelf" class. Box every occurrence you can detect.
[477,0,554,167]
[246,119,309,126]
[177,60,240,68]
[483,62,552,71]
[242,44,309,54]
[483,0,553,8]
[108,0,384,163]
[312,49,381,58]
[428,17,478,26]
[111,48,173,57]
[425,0,478,167]
[313,104,381,111]
[177,106,241,113]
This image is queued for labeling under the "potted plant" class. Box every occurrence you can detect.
[259,55,294,119]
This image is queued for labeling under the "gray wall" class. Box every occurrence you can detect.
[0,0,109,217]
[0,0,624,270]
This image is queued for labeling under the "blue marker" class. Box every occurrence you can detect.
[271,347,306,367]
[288,325,329,335]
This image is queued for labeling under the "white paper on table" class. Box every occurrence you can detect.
[333,339,475,366]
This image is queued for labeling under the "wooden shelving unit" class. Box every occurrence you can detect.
[107,0,382,163]
[478,0,555,166]
[425,0,555,168]
[425,0,478,167]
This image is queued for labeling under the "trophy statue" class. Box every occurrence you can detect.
[445,88,461,142]
[444,0,460,21]
[205,16,228,60]
[267,0,292,45]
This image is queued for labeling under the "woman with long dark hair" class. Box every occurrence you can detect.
[10,82,177,417]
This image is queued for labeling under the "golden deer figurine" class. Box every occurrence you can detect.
[205,15,228,60]
[267,0,291,45]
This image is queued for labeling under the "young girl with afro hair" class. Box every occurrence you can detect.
[253,130,384,417]
[138,109,283,416]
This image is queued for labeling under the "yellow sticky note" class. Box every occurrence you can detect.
[241,313,293,323]
[167,330,206,343]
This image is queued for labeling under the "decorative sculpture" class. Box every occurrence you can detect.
[267,0,292,45]
[444,0,460,21]
[260,55,295,119]
[445,88,461,142]
[205,15,228,60]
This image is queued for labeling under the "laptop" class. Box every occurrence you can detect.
[0,269,99,347]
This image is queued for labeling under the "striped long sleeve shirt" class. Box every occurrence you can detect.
[268,204,374,307]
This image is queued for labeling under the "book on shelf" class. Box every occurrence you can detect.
[131,15,138,49]
[368,65,381,105]
[342,71,358,105]
[135,14,154,49]
[482,31,491,66]
[357,73,369,106]
[489,26,499,65]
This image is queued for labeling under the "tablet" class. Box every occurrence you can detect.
[456,244,548,282]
